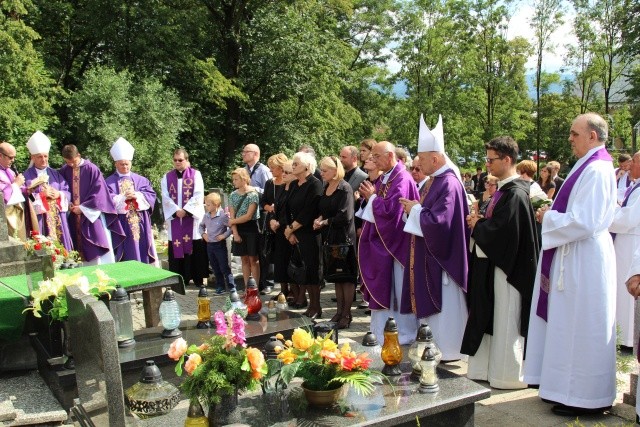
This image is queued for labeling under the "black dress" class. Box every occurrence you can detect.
[264,179,290,283]
[281,174,323,285]
[318,180,357,283]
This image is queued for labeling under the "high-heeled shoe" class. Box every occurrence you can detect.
[329,312,342,322]
[290,300,308,309]
[335,314,352,329]
[303,309,322,320]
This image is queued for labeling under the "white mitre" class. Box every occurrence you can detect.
[418,114,444,153]
[110,137,135,161]
[26,131,51,155]
[417,114,462,183]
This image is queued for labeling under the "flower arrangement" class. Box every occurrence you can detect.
[22,269,117,322]
[270,328,382,395]
[530,186,552,210]
[24,231,81,269]
[168,310,267,405]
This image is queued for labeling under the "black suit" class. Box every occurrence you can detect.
[472,172,487,198]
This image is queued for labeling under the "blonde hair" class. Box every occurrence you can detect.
[485,174,499,185]
[231,167,251,184]
[516,160,537,177]
[319,156,345,181]
[267,153,288,169]
[283,160,293,173]
[205,192,222,205]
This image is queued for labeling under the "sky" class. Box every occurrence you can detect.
[507,3,577,73]
[386,2,578,75]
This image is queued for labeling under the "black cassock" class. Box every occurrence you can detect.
[461,178,540,356]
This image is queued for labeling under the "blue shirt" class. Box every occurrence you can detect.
[198,208,232,241]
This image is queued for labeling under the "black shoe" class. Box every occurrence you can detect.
[357,301,369,309]
[551,404,611,417]
[331,297,337,302]
[260,286,272,295]
[364,309,371,315]
[541,398,557,404]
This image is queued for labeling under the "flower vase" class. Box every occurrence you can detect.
[301,382,344,408]
[207,389,238,426]
[61,321,74,370]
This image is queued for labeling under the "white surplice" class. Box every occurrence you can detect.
[466,243,526,389]
[524,146,617,409]
[627,247,640,418]
[160,170,205,241]
[609,180,640,347]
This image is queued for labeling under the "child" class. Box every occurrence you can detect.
[199,192,236,294]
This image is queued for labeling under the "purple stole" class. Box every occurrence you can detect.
[536,147,612,320]
[167,168,195,258]
[484,191,504,219]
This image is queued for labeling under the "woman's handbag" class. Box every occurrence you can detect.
[287,244,306,284]
[323,225,356,283]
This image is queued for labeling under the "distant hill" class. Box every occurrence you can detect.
[389,72,574,99]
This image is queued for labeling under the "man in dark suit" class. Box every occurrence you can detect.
[340,146,368,193]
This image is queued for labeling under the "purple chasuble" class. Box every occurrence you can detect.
[537,147,612,320]
[359,162,419,310]
[401,169,469,318]
[59,160,125,262]
[24,166,74,251]
[166,168,195,258]
[105,172,157,264]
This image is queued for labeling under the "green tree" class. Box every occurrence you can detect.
[529,0,564,170]
[67,66,185,188]
[0,0,57,165]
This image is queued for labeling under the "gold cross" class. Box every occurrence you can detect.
[184,189,192,199]
[173,239,181,247]
[183,234,191,243]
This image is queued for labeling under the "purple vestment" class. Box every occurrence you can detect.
[23,166,74,251]
[0,166,16,204]
[59,159,125,262]
[359,162,419,310]
[105,172,157,264]
[401,169,469,318]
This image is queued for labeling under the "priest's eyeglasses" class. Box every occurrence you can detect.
[485,156,503,164]
[0,152,16,161]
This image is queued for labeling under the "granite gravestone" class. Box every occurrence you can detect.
[66,284,126,426]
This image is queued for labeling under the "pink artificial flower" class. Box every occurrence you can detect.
[231,313,246,346]
[167,337,188,361]
[184,353,202,375]
[214,311,227,336]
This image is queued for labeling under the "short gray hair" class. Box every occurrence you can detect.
[293,151,317,173]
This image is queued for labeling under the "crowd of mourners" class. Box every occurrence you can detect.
[3,111,640,420]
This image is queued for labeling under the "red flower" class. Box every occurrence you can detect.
[55,248,61,254]
[33,243,42,251]
[30,231,39,237]
[51,255,57,262]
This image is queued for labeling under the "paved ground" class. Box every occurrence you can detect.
[124,269,639,427]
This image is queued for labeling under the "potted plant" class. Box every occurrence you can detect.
[268,328,383,407]
[168,309,267,424]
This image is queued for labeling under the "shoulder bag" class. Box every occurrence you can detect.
[323,222,356,283]
[287,243,306,284]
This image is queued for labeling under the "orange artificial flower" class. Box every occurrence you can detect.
[185,353,202,375]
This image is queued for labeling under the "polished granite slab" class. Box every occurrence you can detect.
[129,361,490,427]
[119,310,313,372]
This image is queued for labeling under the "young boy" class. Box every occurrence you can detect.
[199,192,236,294]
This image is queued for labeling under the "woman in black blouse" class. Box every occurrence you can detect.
[263,153,289,298]
[314,156,357,329]
[281,152,323,318]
